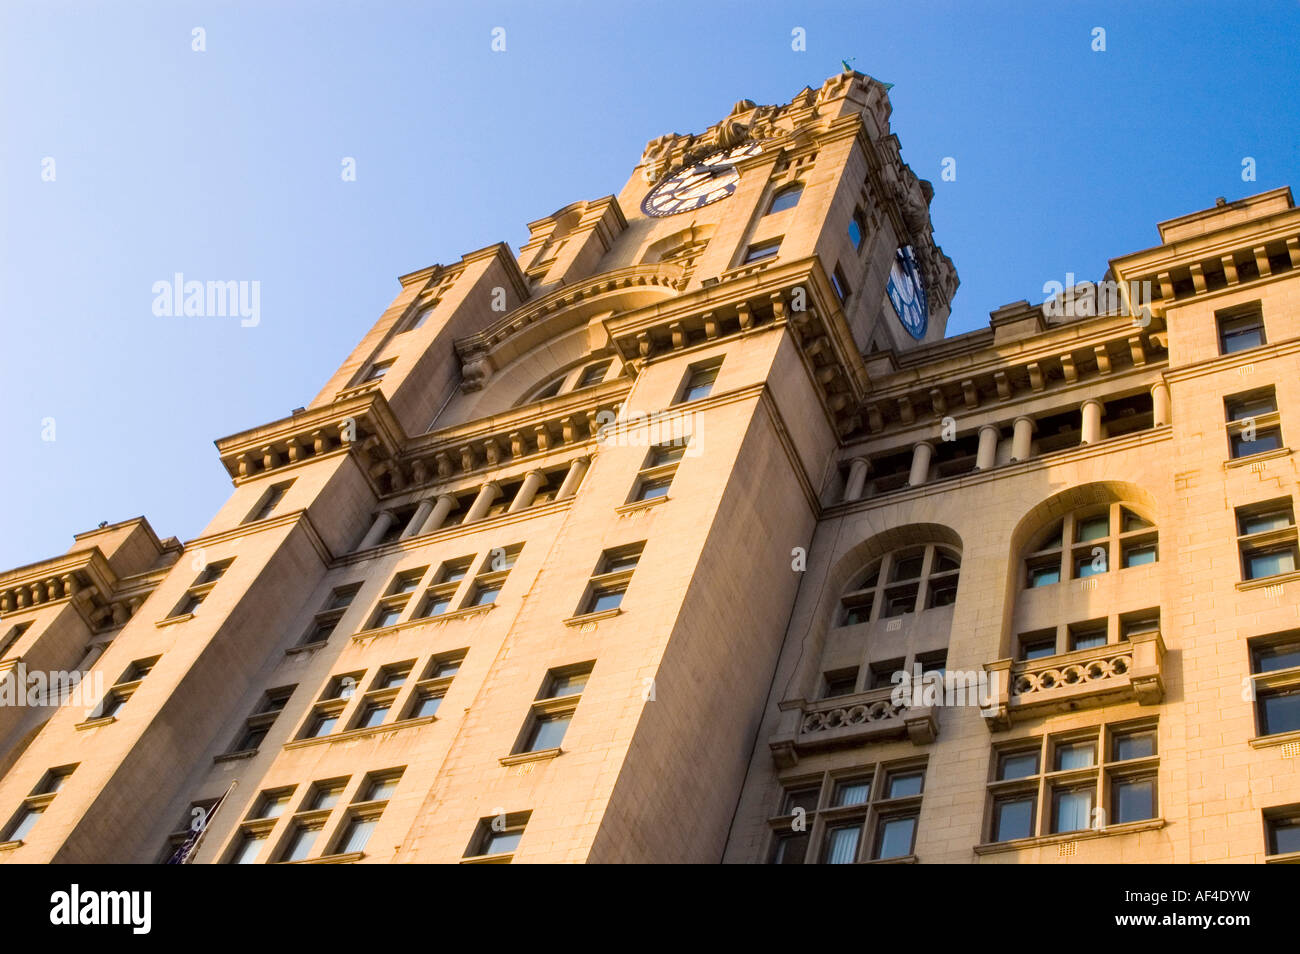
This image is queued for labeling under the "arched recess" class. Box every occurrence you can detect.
[789,523,964,703]
[1001,480,1162,661]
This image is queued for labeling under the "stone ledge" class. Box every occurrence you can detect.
[973,818,1166,855]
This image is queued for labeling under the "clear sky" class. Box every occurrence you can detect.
[2,0,1298,570]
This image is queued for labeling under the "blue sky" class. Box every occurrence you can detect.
[2,0,1298,569]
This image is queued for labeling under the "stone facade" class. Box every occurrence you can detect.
[0,72,1297,864]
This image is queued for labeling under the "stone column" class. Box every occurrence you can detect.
[401,498,435,539]
[908,441,934,487]
[1010,416,1035,462]
[508,470,547,513]
[358,509,396,550]
[419,494,458,535]
[1081,398,1104,445]
[1151,382,1171,427]
[557,456,590,500]
[975,424,1000,471]
[462,481,502,524]
[843,458,870,502]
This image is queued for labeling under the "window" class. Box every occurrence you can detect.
[1265,808,1300,857]
[766,183,802,215]
[1023,503,1157,588]
[273,778,351,864]
[1217,305,1266,354]
[365,567,428,631]
[89,657,159,721]
[984,721,1158,844]
[576,543,644,616]
[465,811,531,862]
[167,559,234,619]
[2,765,76,843]
[363,358,395,382]
[411,556,472,619]
[331,770,402,857]
[1226,387,1283,459]
[576,360,611,389]
[831,265,850,303]
[848,208,867,251]
[297,583,360,647]
[348,663,413,731]
[398,302,435,333]
[822,668,859,698]
[838,544,961,625]
[675,360,721,404]
[404,652,465,720]
[766,762,926,864]
[628,440,688,504]
[0,621,32,660]
[514,663,592,754]
[279,822,322,862]
[1249,631,1300,738]
[227,828,270,865]
[1068,620,1108,652]
[224,787,295,864]
[1018,630,1057,660]
[298,672,361,740]
[742,238,781,264]
[228,686,295,754]
[459,545,520,611]
[242,480,293,525]
[1236,499,1298,580]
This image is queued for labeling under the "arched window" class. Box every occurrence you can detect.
[766,183,803,215]
[517,358,616,407]
[839,544,961,626]
[1023,502,1157,589]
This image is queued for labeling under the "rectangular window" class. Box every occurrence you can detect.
[577,543,644,616]
[1226,387,1283,459]
[1111,775,1156,824]
[514,662,593,755]
[456,546,519,612]
[1051,785,1094,834]
[1068,620,1108,652]
[848,209,867,251]
[363,358,396,382]
[1054,740,1096,771]
[89,657,160,721]
[628,440,689,505]
[823,823,862,864]
[0,621,32,660]
[675,361,722,404]
[1266,810,1300,856]
[1026,559,1061,588]
[242,480,294,525]
[403,653,464,721]
[228,686,295,754]
[823,668,859,698]
[167,559,234,620]
[227,828,269,864]
[279,823,322,862]
[466,811,530,861]
[872,813,918,860]
[1217,305,1266,354]
[2,763,77,843]
[831,265,851,303]
[298,583,360,647]
[992,794,1036,842]
[347,662,413,732]
[1236,499,1299,581]
[1018,630,1057,661]
[742,238,781,264]
[576,360,611,389]
[366,566,429,630]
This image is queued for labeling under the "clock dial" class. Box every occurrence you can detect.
[887,245,929,340]
[641,143,762,217]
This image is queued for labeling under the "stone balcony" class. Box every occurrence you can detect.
[981,630,1165,730]
[769,685,937,769]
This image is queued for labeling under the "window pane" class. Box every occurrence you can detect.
[418,595,452,618]
[365,777,400,802]
[1113,730,1156,761]
[1054,741,1095,770]
[1021,639,1056,661]
[7,807,42,841]
[338,817,377,854]
[230,831,267,864]
[484,829,522,855]
[636,478,672,501]
[874,816,916,859]
[1112,776,1156,824]
[998,751,1039,780]
[525,713,571,751]
[429,660,461,678]
[1254,642,1300,673]
[412,693,442,718]
[358,703,389,728]
[311,787,343,811]
[588,588,625,613]
[823,824,861,864]
[1232,431,1283,458]
[771,831,809,864]
[1271,819,1300,855]
[847,218,863,249]
[1247,547,1297,579]
[782,788,820,816]
[282,826,319,862]
[1240,509,1293,535]
[548,671,589,698]
[768,185,802,214]
[468,585,501,607]
[1028,564,1060,588]
[833,779,871,807]
[309,714,338,737]
[1075,515,1109,542]
[1260,689,1300,736]
[993,797,1035,841]
[1051,787,1094,833]
[887,771,924,798]
[373,607,402,628]
[1075,549,1108,577]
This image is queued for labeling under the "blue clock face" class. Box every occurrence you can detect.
[887,245,929,339]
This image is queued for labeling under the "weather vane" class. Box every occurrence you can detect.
[841,58,894,90]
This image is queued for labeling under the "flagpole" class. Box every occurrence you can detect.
[182,779,238,864]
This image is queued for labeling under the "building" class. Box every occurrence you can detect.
[1,71,1298,865]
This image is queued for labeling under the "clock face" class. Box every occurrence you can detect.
[641,142,762,217]
[887,245,929,340]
